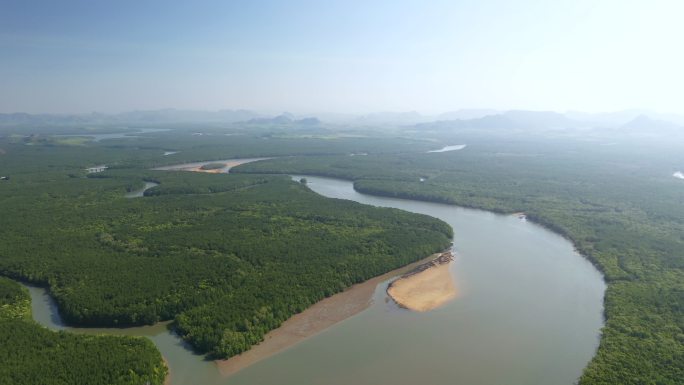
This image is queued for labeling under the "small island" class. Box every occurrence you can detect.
[387,251,457,312]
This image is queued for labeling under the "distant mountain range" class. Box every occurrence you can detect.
[617,115,684,132]
[436,109,500,121]
[245,113,321,126]
[1,109,682,134]
[414,110,587,131]
[337,109,499,125]
[0,109,265,126]
[414,110,684,134]
[0,109,326,128]
[566,109,684,126]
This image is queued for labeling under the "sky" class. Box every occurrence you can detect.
[1,0,683,115]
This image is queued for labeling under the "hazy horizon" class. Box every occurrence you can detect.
[2,0,683,115]
[2,107,682,121]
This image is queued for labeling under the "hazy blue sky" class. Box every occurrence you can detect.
[1,0,682,114]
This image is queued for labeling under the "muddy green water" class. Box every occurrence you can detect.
[27,175,605,385]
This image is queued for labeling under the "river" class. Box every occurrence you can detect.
[26,174,605,385]
[125,181,159,198]
[427,144,467,152]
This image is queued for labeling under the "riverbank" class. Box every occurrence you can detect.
[387,251,457,312]
[163,357,172,385]
[216,252,445,376]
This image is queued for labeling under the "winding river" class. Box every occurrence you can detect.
[427,144,467,153]
[26,172,605,385]
[125,181,159,198]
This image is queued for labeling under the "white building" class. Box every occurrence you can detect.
[86,165,108,173]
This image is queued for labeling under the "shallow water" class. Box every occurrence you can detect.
[26,174,605,385]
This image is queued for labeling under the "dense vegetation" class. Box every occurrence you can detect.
[234,135,684,384]
[0,139,452,361]
[3,124,682,383]
[0,277,31,322]
[0,277,167,385]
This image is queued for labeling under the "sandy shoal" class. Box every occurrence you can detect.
[387,262,457,312]
[159,158,268,174]
[190,160,253,173]
[215,253,441,376]
[188,166,225,173]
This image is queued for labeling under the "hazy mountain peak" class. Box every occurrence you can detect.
[437,109,499,120]
[355,111,430,125]
[620,114,682,131]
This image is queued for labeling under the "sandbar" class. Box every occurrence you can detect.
[387,252,457,312]
[153,158,269,174]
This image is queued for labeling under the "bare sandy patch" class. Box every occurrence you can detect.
[387,252,457,312]
[188,166,225,174]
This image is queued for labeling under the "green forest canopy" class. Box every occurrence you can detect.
[1,127,682,384]
[0,138,452,362]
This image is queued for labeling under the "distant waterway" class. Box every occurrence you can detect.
[55,128,170,142]
[25,170,605,385]
[124,181,159,198]
[427,144,467,152]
